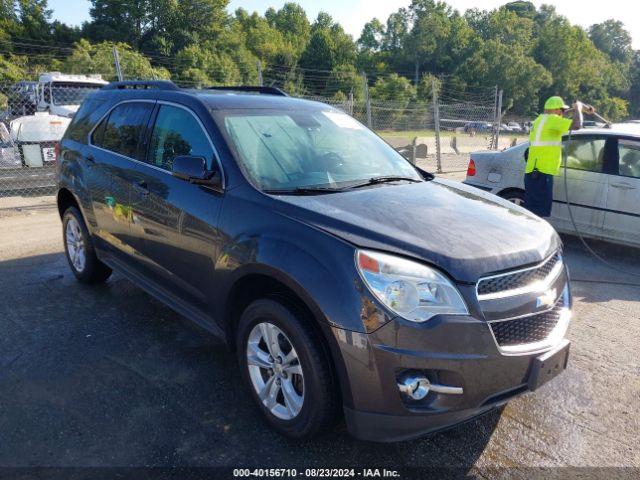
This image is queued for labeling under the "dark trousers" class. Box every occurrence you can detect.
[524,171,554,217]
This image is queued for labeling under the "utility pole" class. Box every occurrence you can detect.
[432,78,442,174]
[257,61,263,86]
[495,89,503,150]
[489,86,498,149]
[113,47,123,82]
[348,89,354,116]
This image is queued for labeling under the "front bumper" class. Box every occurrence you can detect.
[333,308,570,442]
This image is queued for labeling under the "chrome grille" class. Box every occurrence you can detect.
[490,295,568,349]
[477,252,562,297]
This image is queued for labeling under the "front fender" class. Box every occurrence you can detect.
[215,230,393,335]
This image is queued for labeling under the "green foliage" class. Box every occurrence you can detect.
[598,96,629,122]
[416,73,441,102]
[588,20,633,64]
[358,18,384,52]
[325,64,363,100]
[174,44,243,86]
[0,55,27,81]
[0,0,637,120]
[369,73,415,104]
[61,39,169,80]
[457,40,551,115]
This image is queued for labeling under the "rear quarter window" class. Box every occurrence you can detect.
[65,98,109,144]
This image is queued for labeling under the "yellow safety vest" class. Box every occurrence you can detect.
[525,113,572,175]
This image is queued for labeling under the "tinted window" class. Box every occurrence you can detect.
[66,98,109,144]
[93,102,153,159]
[563,137,606,172]
[147,105,214,171]
[618,139,640,178]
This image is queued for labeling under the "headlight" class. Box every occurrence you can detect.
[356,250,468,323]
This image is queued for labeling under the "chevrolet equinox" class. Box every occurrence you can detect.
[56,81,571,442]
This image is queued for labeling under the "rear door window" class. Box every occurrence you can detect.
[91,102,154,160]
[617,139,640,178]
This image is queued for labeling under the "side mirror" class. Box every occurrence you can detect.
[172,155,222,190]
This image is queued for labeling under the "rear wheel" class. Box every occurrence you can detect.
[499,189,525,207]
[62,206,112,284]
[237,298,338,439]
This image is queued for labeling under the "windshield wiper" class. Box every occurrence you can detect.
[344,176,423,190]
[263,186,342,195]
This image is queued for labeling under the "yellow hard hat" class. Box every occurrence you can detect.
[544,96,570,110]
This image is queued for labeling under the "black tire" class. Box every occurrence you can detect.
[62,206,112,284]
[237,298,338,439]
[499,189,525,207]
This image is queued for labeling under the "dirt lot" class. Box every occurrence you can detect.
[1,192,639,478]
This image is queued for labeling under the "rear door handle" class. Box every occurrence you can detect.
[86,154,95,165]
[133,179,149,196]
[610,183,635,190]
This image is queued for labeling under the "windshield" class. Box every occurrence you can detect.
[51,83,103,105]
[214,108,421,192]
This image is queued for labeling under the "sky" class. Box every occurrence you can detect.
[48,0,640,49]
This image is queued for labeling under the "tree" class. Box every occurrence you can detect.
[358,18,385,52]
[535,15,624,111]
[504,1,536,19]
[588,20,633,64]
[17,0,52,40]
[235,9,286,63]
[405,0,477,80]
[271,2,310,57]
[382,10,408,54]
[61,39,169,80]
[369,73,415,104]
[299,12,356,90]
[465,7,535,52]
[325,64,363,99]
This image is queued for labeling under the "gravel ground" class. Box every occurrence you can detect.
[0,194,639,479]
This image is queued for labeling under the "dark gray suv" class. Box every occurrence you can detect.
[56,81,571,442]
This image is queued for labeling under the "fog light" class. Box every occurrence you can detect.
[397,372,464,399]
[397,374,430,400]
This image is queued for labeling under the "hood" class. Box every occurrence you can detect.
[50,104,79,118]
[274,178,559,283]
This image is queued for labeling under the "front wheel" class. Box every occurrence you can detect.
[62,206,112,284]
[237,298,338,439]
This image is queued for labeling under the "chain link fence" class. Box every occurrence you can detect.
[0,75,526,198]
[0,76,109,198]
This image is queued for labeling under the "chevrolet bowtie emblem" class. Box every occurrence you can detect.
[536,288,557,309]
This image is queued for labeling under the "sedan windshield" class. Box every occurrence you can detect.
[214,108,422,192]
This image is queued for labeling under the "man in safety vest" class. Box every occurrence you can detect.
[524,96,595,217]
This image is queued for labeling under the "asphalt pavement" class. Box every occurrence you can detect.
[0,195,639,478]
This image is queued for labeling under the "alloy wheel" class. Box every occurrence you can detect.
[246,322,305,420]
[66,217,86,273]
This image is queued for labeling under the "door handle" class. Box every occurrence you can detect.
[133,180,149,196]
[610,183,635,190]
[86,154,95,166]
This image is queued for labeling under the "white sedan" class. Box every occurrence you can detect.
[463,123,640,248]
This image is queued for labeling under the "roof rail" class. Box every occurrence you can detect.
[103,80,180,91]
[206,86,288,96]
